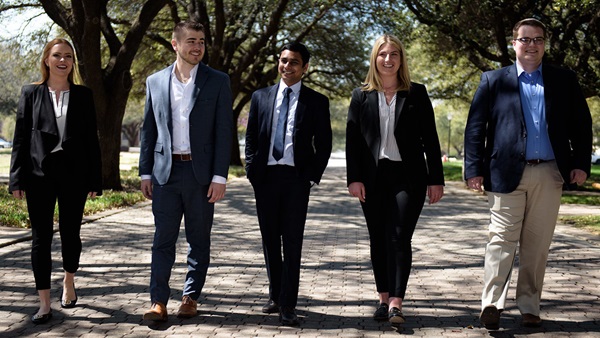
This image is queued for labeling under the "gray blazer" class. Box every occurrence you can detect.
[139,63,233,185]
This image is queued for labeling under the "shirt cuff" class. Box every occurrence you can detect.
[212,175,227,184]
[140,175,152,180]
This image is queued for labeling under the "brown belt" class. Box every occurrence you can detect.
[526,159,547,165]
[172,153,192,161]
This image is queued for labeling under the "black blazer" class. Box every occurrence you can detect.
[464,63,592,193]
[9,83,102,194]
[346,83,444,189]
[245,83,332,184]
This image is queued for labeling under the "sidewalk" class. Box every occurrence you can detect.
[0,165,599,337]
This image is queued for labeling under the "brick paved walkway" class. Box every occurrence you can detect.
[0,165,599,337]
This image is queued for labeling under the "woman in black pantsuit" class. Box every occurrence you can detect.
[345,34,444,327]
[9,38,102,324]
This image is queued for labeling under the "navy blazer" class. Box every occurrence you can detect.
[245,83,332,184]
[464,63,592,193]
[139,63,233,186]
[346,83,444,189]
[9,83,102,194]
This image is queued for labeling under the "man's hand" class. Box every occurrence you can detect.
[570,169,587,186]
[467,176,484,192]
[207,182,226,203]
[141,179,153,200]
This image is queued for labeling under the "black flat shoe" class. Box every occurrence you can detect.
[61,284,78,308]
[31,310,53,324]
[373,302,389,320]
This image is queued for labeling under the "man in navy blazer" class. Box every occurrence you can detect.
[464,18,592,330]
[139,21,233,322]
[245,42,332,326]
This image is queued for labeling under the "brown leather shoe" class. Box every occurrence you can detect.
[480,304,500,330]
[522,313,542,327]
[143,302,167,322]
[177,295,198,318]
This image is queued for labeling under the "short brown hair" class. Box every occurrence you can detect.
[173,21,205,41]
[513,18,547,39]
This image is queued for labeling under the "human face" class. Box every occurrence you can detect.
[45,43,74,80]
[512,25,545,69]
[278,50,308,86]
[172,28,205,67]
[376,43,401,79]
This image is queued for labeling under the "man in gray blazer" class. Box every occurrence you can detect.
[139,21,233,322]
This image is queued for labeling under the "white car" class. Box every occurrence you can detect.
[592,152,600,165]
[0,137,12,148]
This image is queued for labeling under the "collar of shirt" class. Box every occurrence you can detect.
[171,62,199,84]
[516,62,543,77]
[278,79,302,96]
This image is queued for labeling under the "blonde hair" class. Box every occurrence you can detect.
[362,34,410,92]
[34,38,82,85]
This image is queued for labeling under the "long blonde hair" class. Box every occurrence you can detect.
[34,38,82,85]
[362,34,410,92]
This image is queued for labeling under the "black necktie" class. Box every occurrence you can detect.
[273,87,292,160]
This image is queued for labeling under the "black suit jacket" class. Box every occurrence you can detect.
[346,83,444,189]
[464,63,592,193]
[9,83,102,194]
[245,83,332,184]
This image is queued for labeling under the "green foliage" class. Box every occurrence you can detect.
[559,215,600,235]
[442,161,463,181]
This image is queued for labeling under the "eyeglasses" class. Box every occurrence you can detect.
[514,37,545,45]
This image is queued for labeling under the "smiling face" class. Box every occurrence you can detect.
[45,43,74,81]
[513,24,545,70]
[172,28,205,67]
[278,49,308,86]
[375,43,401,79]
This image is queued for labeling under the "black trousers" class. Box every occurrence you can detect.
[360,159,426,299]
[26,151,88,290]
[252,165,311,308]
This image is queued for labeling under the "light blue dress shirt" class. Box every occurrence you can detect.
[517,63,555,161]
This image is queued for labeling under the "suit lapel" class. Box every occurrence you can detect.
[191,63,208,112]
[542,63,555,119]
[366,91,381,164]
[35,84,59,136]
[506,64,526,126]
[266,84,279,136]
[394,91,407,130]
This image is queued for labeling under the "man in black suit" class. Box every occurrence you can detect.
[464,18,592,330]
[244,42,332,326]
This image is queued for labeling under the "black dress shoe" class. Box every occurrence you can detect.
[279,307,299,326]
[61,284,78,308]
[388,307,405,326]
[373,302,388,320]
[31,310,53,324]
[262,299,279,314]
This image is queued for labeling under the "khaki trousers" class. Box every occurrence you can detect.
[481,161,563,315]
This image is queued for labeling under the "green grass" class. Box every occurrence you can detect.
[0,156,246,228]
[559,215,600,235]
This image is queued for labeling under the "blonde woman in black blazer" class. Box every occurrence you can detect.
[9,38,102,324]
[346,34,444,327]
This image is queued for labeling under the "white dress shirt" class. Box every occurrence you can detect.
[268,80,302,166]
[49,89,69,153]
[377,91,402,161]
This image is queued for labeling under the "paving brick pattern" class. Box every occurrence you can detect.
[0,166,599,337]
